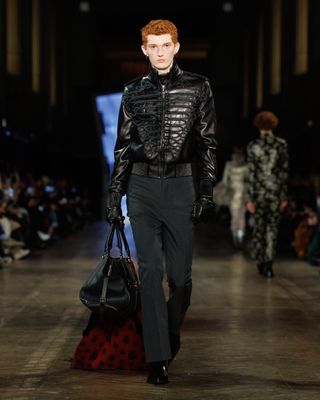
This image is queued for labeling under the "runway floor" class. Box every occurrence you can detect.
[1,219,320,400]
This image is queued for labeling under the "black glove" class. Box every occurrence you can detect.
[106,191,124,229]
[191,195,215,224]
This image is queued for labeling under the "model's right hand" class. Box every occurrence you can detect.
[246,201,255,214]
[106,191,124,229]
[106,206,124,229]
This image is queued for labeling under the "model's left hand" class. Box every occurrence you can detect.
[279,199,288,212]
[246,201,255,214]
[191,196,215,224]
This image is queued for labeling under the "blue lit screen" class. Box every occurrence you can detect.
[96,92,123,173]
[95,92,136,257]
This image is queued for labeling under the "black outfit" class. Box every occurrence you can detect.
[107,61,217,364]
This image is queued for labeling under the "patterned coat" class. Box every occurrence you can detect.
[246,134,289,263]
[247,134,288,203]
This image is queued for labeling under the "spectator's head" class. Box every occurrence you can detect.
[253,111,279,132]
[0,189,7,214]
[231,145,245,164]
[233,145,245,154]
[0,189,5,202]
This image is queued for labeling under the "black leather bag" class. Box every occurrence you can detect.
[79,224,140,321]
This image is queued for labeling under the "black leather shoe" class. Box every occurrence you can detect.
[257,263,265,275]
[147,361,169,385]
[264,262,274,278]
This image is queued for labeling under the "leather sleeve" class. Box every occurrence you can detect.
[195,80,218,197]
[108,94,134,194]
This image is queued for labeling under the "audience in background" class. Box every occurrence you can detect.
[2,166,320,274]
[275,174,320,266]
[0,168,89,268]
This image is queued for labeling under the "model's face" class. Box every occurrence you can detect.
[260,129,273,135]
[141,34,180,74]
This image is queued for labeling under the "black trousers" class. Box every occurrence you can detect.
[126,174,195,363]
[252,197,281,263]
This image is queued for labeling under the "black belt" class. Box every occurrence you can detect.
[131,162,192,178]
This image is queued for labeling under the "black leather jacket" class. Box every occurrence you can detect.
[109,62,217,196]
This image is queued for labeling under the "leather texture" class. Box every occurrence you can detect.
[191,196,215,224]
[109,61,217,195]
[147,361,169,384]
[131,161,192,178]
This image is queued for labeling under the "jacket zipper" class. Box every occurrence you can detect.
[159,83,166,178]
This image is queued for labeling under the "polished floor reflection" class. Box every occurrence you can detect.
[1,219,320,400]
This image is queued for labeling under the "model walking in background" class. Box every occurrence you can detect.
[246,111,289,278]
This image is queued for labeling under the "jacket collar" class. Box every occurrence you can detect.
[146,60,182,84]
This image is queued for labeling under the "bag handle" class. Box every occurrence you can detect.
[116,225,131,257]
[104,224,131,258]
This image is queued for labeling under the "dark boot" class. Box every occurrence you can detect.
[264,261,274,278]
[257,262,265,275]
[147,361,169,385]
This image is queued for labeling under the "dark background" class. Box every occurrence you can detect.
[1,0,319,217]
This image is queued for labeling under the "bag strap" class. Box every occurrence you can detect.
[104,224,114,254]
[103,224,131,258]
[100,272,109,305]
[116,226,131,258]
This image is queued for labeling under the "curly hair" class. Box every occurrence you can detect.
[141,19,178,46]
[253,111,279,131]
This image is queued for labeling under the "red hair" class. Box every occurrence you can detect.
[253,111,279,130]
[141,19,178,46]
